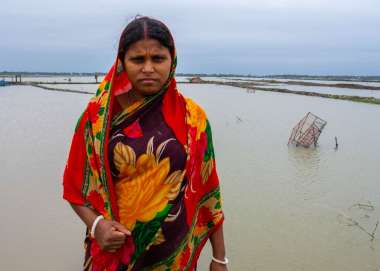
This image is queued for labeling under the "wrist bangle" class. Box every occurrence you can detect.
[90,215,104,239]
[212,256,229,265]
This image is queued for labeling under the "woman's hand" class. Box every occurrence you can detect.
[94,220,131,252]
[209,261,229,271]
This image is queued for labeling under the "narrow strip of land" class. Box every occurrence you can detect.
[194,80,380,105]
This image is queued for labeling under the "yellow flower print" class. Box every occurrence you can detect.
[185,98,207,140]
[114,137,185,230]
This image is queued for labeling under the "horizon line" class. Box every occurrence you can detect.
[1,71,380,78]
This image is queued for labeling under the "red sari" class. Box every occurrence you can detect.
[63,55,224,270]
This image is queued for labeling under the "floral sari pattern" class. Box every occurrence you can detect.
[114,137,185,231]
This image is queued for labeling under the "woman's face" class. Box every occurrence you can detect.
[124,39,172,96]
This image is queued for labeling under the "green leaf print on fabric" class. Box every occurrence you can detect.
[204,120,215,162]
[98,107,105,116]
[131,204,172,262]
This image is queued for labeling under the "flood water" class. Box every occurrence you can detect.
[1,83,380,270]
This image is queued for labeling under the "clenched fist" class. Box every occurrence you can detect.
[94,220,131,252]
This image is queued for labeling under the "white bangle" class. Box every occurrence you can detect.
[212,256,229,265]
[90,215,104,239]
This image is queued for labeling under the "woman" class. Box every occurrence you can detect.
[63,16,228,271]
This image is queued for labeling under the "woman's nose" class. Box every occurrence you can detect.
[142,61,154,73]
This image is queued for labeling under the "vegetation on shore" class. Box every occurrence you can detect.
[195,80,380,106]
[234,79,380,91]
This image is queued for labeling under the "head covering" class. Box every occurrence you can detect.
[63,21,224,271]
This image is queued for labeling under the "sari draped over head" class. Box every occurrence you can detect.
[63,45,224,271]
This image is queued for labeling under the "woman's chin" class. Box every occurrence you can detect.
[138,86,163,97]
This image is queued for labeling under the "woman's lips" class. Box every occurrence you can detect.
[139,79,157,84]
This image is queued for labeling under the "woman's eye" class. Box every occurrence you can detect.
[130,57,144,63]
[152,56,166,62]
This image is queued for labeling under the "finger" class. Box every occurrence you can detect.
[112,222,131,235]
[104,238,125,246]
[109,231,127,242]
[108,245,121,251]
[104,242,123,251]
[108,239,125,246]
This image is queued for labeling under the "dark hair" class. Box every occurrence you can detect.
[117,16,175,63]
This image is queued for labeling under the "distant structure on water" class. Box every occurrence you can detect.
[288,112,327,147]
[189,76,204,83]
[0,79,8,87]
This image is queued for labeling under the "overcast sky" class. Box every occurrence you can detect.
[1,0,379,75]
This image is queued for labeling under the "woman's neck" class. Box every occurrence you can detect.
[116,89,144,110]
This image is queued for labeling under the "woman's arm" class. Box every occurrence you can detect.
[209,224,228,271]
[70,203,131,252]
[70,203,99,229]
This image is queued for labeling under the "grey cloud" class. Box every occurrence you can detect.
[0,0,379,75]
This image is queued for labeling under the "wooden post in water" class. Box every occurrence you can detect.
[335,136,338,149]
[15,74,22,83]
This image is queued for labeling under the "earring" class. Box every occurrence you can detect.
[117,60,124,75]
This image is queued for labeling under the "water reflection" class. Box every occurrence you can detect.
[288,146,321,184]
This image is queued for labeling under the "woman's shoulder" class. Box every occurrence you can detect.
[73,93,100,133]
[178,92,208,120]
[178,92,209,132]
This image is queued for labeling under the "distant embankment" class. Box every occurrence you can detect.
[28,82,98,85]
[10,82,95,95]
[232,78,380,91]
[193,80,380,105]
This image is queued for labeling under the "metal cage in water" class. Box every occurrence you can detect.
[288,112,327,147]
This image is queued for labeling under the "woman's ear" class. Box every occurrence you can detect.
[116,58,125,75]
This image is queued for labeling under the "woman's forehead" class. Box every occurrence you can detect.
[127,39,169,54]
